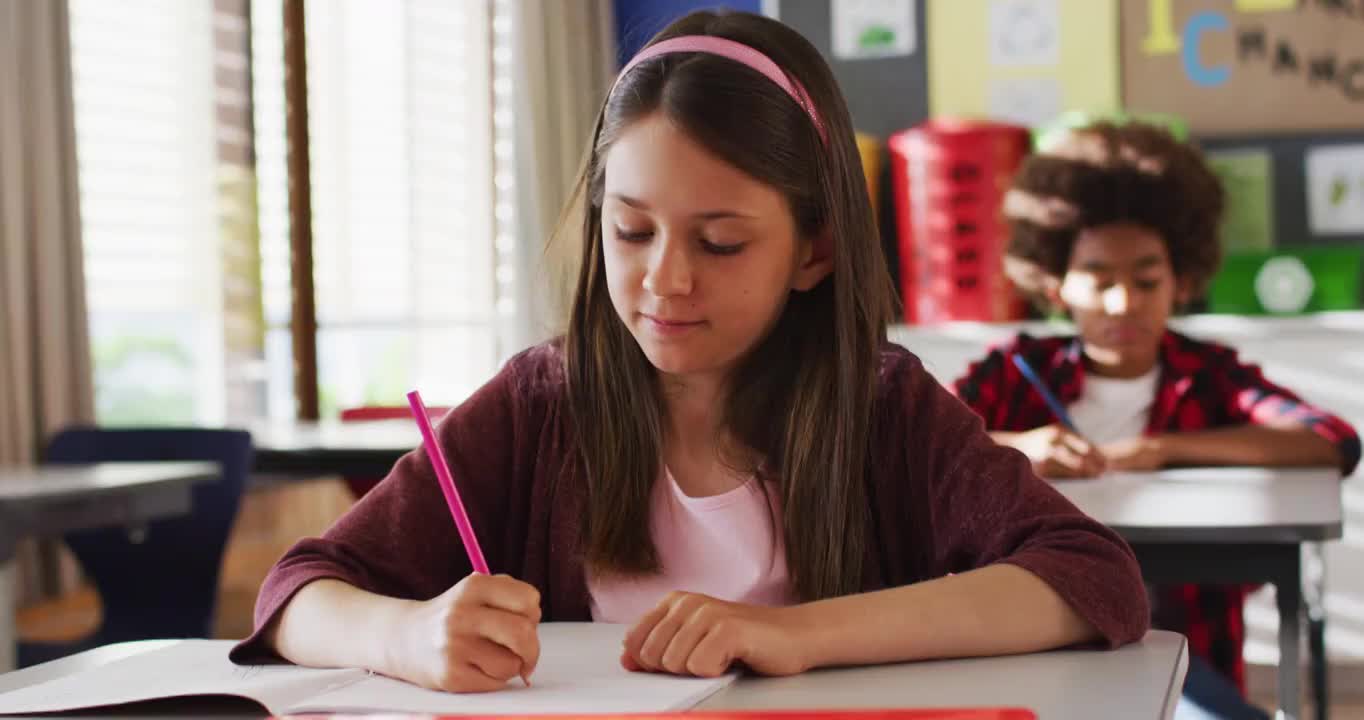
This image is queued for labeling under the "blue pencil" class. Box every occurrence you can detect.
[1011,354,1080,434]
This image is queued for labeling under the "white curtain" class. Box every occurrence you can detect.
[507,0,616,346]
[0,0,96,606]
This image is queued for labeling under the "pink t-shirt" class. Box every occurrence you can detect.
[587,469,794,623]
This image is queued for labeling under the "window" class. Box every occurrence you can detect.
[254,0,503,421]
[70,0,225,425]
[73,0,509,424]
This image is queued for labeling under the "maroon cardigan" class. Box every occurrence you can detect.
[231,342,1149,663]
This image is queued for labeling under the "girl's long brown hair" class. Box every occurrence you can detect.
[561,10,896,602]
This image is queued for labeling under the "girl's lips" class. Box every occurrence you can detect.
[642,314,705,336]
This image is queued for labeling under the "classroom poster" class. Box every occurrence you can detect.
[1305,144,1364,235]
[831,0,917,60]
[927,0,1120,127]
[1209,248,1364,314]
[1253,255,1315,313]
[1207,149,1275,252]
[1120,0,1364,135]
[989,0,1061,67]
[987,77,1063,125]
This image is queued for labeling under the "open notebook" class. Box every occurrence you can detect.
[0,623,736,716]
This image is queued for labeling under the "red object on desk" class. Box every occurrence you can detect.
[339,404,449,498]
[278,710,1037,720]
[887,119,1030,325]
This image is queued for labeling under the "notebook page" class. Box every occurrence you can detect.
[289,623,737,715]
[0,640,367,715]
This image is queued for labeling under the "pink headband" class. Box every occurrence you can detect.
[612,35,827,143]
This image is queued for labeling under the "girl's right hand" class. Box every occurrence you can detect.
[1013,424,1107,479]
[390,573,542,693]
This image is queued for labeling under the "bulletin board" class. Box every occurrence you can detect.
[1120,0,1364,136]
[780,0,930,138]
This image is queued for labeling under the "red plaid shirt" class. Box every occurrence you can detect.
[952,330,1361,692]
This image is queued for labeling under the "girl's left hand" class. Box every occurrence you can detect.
[1101,436,1168,471]
[621,592,811,678]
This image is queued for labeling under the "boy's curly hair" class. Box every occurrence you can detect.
[1002,122,1225,306]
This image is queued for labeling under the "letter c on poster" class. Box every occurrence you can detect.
[1182,11,1231,86]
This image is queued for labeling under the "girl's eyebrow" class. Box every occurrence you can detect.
[607,192,759,220]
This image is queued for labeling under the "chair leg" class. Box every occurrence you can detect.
[1309,615,1327,720]
[1305,542,1329,720]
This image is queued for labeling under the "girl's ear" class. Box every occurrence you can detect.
[792,230,833,291]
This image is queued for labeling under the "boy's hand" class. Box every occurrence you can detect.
[392,573,541,693]
[1013,424,1107,479]
[621,592,809,678]
[1102,436,1167,471]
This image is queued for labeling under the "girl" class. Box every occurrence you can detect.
[231,11,1149,693]
[952,121,1360,714]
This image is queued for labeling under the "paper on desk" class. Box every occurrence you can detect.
[0,624,736,716]
[0,639,367,714]
[290,623,736,715]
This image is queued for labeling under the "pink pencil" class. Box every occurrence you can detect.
[407,390,490,575]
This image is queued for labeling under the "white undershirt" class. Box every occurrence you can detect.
[1066,368,1161,445]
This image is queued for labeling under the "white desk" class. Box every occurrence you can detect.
[1057,467,1342,543]
[700,631,1187,720]
[0,462,218,673]
[1058,466,1342,720]
[0,631,1188,720]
